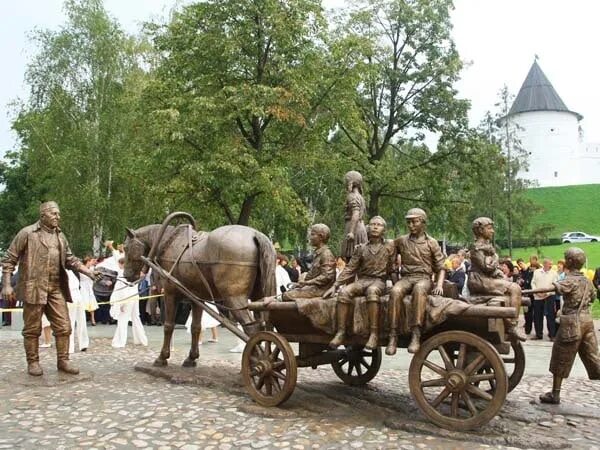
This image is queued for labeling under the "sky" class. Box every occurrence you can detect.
[2,0,600,155]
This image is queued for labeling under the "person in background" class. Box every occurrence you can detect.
[281,255,299,283]
[275,254,292,295]
[556,260,566,314]
[519,256,540,336]
[40,314,53,348]
[110,258,147,348]
[446,254,466,294]
[531,258,559,341]
[185,303,219,345]
[67,270,89,353]
[290,258,302,280]
[79,256,98,326]
[335,256,346,279]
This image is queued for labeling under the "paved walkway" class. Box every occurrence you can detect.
[0,323,599,449]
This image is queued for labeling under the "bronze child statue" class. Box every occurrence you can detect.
[282,224,336,301]
[387,208,445,355]
[540,247,600,404]
[1,201,100,376]
[341,170,368,262]
[326,216,395,350]
[467,217,526,342]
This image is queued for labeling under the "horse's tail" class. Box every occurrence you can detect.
[254,231,277,298]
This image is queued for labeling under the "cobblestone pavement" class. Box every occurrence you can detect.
[1,324,600,449]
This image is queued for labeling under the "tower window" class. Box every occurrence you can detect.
[554,171,558,178]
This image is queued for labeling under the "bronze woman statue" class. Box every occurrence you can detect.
[341,170,368,261]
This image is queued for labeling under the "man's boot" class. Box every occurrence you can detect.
[540,376,562,404]
[506,320,527,342]
[365,302,379,350]
[329,302,350,349]
[386,297,399,356]
[24,338,43,376]
[55,335,79,374]
[408,326,421,354]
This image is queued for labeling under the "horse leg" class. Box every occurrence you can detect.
[228,298,259,337]
[183,303,202,367]
[154,291,176,367]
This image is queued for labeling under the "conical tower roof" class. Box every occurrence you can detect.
[509,60,582,120]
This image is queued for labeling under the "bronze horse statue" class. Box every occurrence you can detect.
[123,212,276,367]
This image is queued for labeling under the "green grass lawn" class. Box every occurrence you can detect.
[509,242,600,269]
[592,300,600,319]
[525,184,600,236]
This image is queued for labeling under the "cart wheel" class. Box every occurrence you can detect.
[476,340,525,394]
[242,331,297,407]
[331,345,382,386]
[504,340,525,392]
[409,331,507,431]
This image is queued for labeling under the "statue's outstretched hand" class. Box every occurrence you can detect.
[431,286,444,296]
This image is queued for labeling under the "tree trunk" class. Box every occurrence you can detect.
[237,195,256,226]
[367,190,380,217]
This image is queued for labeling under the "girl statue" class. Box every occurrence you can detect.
[341,170,368,261]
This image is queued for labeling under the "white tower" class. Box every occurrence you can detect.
[507,60,583,187]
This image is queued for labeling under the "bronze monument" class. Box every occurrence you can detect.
[326,216,396,350]
[1,201,99,376]
[341,170,368,261]
[282,224,336,301]
[540,247,600,404]
[123,214,276,367]
[387,208,445,355]
[467,217,526,342]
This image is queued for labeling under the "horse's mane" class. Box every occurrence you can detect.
[134,223,189,254]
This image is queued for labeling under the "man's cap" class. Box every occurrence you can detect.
[405,208,426,220]
[40,201,59,214]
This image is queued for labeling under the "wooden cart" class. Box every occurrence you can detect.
[242,299,525,431]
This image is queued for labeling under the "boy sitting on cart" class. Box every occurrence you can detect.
[325,216,396,350]
[281,224,336,301]
[467,217,526,342]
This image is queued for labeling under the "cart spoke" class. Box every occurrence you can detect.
[360,358,370,370]
[265,377,273,396]
[255,373,266,390]
[355,361,363,376]
[456,343,467,370]
[469,373,496,383]
[465,383,493,402]
[269,347,281,362]
[338,356,348,367]
[504,357,515,364]
[272,360,285,370]
[464,353,486,375]
[347,360,355,375]
[360,351,373,357]
[421,377,447,388]
[451,392,459,417]
[461,391,477,416]
[272,370,286,381]
[264,341,271,358]
[423,359,447,377]
[250,355,259,365]
[430,386,451,408]
[271,376,282,393]
[437,345,454,371]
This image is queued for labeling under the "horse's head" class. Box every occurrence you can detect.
[123,227,148,282]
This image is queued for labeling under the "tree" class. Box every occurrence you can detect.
[8,0,151,254]
[142,0,343,238]
[331,0,470,220]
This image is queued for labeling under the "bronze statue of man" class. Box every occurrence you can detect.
[540,247,600,404]
[1,201,99,376]
[467,217,526,342]
[387,208,445,356]
[326,216,396,350]
[341,170,368,261]
[282,224,336,301]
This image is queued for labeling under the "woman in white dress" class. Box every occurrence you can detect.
[185,303,219,344]
[110,258,148,348]
[79,256,99,326]
[67,270,90,353]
